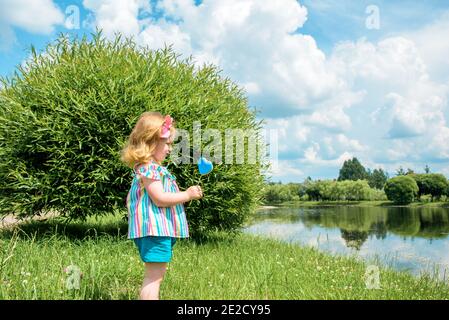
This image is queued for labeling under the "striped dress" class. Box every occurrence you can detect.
[126,161,189,239]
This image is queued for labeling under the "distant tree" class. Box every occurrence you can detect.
[348,180,372,201]
[426,174,448,201]
[316,180,336,201]
[304,179,385,202]
[411,174,430,199]
[406,168,415,175]
[396,166,406,176]
[411,173,449,201]
[299,177,313,198]
[338,157,368,181]
[384,176,419,204]
[367,168,389,189]
[424,165,431,174]
[305,182,321,201]
[446,182,449,200]
[262,185,278,203]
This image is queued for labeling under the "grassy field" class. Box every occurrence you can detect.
[1,214,449,300]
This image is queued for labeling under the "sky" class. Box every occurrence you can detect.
[1,0,449,183]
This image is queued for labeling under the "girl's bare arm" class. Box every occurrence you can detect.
[142,177,202,207]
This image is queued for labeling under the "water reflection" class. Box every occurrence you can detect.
[244,206,449,279]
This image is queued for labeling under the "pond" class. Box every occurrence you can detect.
[243,206,449,280]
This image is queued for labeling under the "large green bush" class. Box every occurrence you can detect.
[445,180,449,200]
[0,33,266,236]
[261,179,388,204]
[384,176,419,205]
[411,173,448,201]
[302,179,386,202]
[262,183,300,204]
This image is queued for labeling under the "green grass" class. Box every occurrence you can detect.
[1,214,449,300]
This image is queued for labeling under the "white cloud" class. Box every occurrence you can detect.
[0,0,63,50]
[440,166,449,177]
[78,1,449,180]
[335,134,366,152]
[406,11,449,82]
[0,0,63,33]
[386,86,447,139]
[255,11,449,180]
[302,89,365,132]
[331,35,449,165]
[138,21,192,55]
[331,37,428,92]
[301,141,353,167]
[263,115,311,157]
[267,160,304,180]
[305,106,352,132]
[83,0,350,117]
[80,0,367,180]
[242,82,261,95]
[320,134,367,161]
[82,0,146,38]
[426,126,449,160]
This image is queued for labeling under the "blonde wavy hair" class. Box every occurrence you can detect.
[121,111,176,168]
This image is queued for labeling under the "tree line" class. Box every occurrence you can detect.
[263,157,449,205]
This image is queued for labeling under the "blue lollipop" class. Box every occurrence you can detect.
[197,156,213,175]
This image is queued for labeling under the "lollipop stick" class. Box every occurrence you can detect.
[197,173,203,186]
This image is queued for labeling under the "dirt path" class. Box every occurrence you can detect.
[0,215,18,229]
[1,211,59,230]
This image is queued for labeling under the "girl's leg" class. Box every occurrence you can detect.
[140,262,167,300]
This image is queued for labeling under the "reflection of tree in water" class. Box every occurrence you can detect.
[300,206,449,240]
[253,206,449,243]
[340,229,369,250]
[417,208,449,239]
[370,221,388,240]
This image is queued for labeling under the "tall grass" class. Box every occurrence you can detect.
[0,216,138,300]
[1,214,448,300]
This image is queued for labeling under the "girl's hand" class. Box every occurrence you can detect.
[186,185,203,200]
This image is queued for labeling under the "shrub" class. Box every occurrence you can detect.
[345,180,371,201]
[446,180,449,198]
[366,187,388,201]
[411,173,449,201]
[262,183,300,204]
[0,33,265,236]
[303,179,385,201]
[384,176,419,204]
[316,180,334,201]
[411,174,430,199]
[305,182,321,201]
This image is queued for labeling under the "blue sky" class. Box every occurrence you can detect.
[1,0,449,182]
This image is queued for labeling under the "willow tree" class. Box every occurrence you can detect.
[0,33,266,237]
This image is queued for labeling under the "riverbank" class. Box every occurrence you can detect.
[262,200,449,209]
[1,214,449,299]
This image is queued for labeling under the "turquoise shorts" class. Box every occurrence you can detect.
[133,236,177,263]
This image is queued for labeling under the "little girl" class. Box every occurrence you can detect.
[121,111,203,300]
